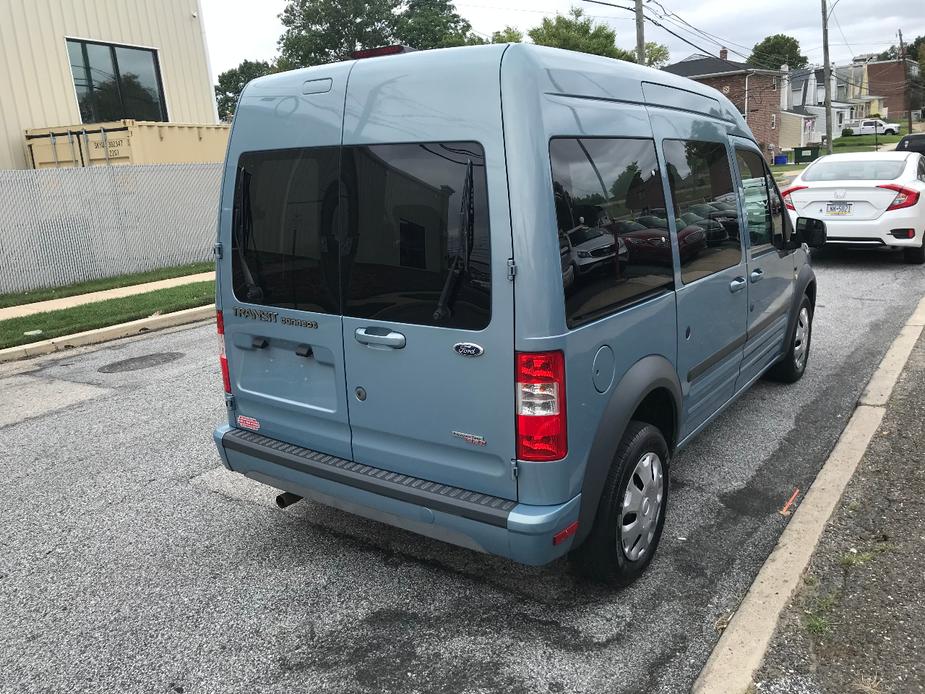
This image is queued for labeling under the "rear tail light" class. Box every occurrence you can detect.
[516,351,567,461]
[879,184,920,211]
[780,185,808,211]
[217,310,231,393]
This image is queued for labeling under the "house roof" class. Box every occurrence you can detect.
[785,106,814,116]
[662,53,779,78]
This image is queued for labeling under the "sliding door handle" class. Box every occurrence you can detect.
[729,277,747,293]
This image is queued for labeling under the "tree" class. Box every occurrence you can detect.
[491,26,523,44]
[393,0,484,49]
[644,42,670,68]
[877,45,900,61]
[747,34,807,70]
[528,8,635,61]
[908,35,924,61]
[277,0,399,69]
[214,59,275,121]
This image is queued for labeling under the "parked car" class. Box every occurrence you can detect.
[897,133,925,155]
[620,222,708,265]
[846,118,901,136]
[563,225,625,274]
[782,151,925,263]
[678,212,728,245]
[213,43,827,586]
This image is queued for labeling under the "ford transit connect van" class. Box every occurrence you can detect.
[212,44,826,585]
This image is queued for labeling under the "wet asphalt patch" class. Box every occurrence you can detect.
[97,351,184,373]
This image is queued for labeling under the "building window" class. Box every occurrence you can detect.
[772,77,778,91]
[771,113,777,129]
[66,38,168,123]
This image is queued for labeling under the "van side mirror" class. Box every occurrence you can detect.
[795,217,827,249]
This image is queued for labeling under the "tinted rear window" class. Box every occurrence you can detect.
[232,142,491,330]
[232,148,340,313]
[803,159,906,181]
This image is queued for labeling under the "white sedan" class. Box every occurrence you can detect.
[783,152,925,263]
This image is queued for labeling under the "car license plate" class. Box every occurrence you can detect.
[826,202,852,216]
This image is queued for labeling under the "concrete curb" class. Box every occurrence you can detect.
[693,294,925,694]
[0,304,215,364]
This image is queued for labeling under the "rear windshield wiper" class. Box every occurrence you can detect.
[234,167,264,302]
[433,159,474,321]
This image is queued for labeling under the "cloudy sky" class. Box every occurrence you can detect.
[200,0,924,81]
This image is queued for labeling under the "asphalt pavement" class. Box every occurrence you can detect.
[2,247,925,694]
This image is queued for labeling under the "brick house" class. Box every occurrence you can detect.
[663,50,782,161]
[865,59,921,119]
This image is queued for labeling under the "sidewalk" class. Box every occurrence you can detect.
[0,271,214,321]
[754,331,925,693]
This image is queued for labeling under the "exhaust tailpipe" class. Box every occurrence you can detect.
[275,492,303,509]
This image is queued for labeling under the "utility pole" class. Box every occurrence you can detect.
[822,0,833,154]
[899,29,912,135]
[635,0,645,64]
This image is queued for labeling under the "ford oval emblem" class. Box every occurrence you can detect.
[454,342,484,357]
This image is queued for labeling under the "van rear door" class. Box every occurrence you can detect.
[219,65,354,460]
[338,48,517,500]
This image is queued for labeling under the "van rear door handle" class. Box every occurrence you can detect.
[354,327,406,349]
[750,269,764,283]
[729,277,747,293]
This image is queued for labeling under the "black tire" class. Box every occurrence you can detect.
[767,294,813,383]
[570,421,669,586]
[883,129,896,136]
[904,244,925,264]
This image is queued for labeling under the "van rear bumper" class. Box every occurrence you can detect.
[212,425,581,566]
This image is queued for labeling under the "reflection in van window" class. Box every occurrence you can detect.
[342,142,491,330]
[736,149,784,249]
[232,147,341,313]
[550,137,674,329]
[232,143,491,330]
[663,140,742,284]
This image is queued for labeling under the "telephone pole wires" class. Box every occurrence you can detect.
[635,0,646,64]
[899,29,912,135]
[822,0,833,154]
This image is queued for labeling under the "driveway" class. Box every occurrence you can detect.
[2,247,925,693]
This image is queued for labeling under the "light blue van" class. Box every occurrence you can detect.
[212,44,827,585]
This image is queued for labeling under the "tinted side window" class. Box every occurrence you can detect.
[232,147,341,313]
[663,140,742,284]
[736,149,774,248]
[550,138,673,329]
[342,142,491,330]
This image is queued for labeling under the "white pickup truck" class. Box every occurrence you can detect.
[846,118,901,136]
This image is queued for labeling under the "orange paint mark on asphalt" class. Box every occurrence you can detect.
[779,488,800,517]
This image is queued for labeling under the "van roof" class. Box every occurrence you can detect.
[242,43,752,137]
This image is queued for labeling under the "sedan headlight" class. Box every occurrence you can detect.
[577,250,592,258]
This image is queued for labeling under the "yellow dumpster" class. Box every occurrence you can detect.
[25,120,229,168]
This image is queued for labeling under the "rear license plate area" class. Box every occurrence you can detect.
[826,202,852,216]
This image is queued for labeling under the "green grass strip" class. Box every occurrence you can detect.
[0,261,214,310]
[0,280,215,349]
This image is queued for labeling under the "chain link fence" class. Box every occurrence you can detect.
[0,163,222,295]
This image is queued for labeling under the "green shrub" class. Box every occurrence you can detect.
[841,127,854,137]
